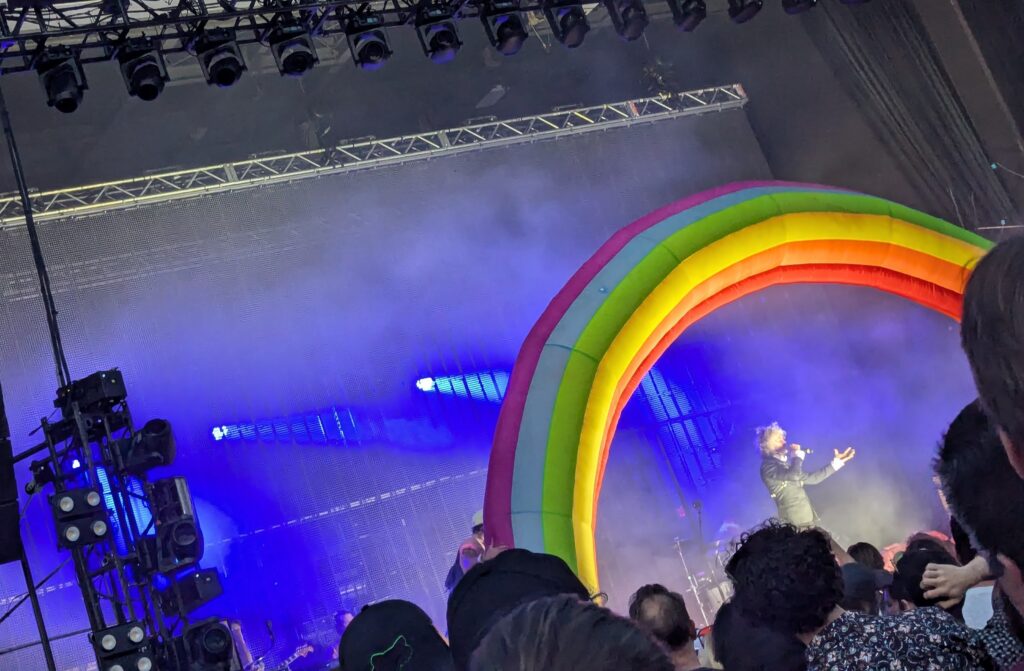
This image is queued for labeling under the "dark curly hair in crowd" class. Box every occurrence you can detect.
[725,521,842,636]
[469,595,673,671]
[712,600,807,671]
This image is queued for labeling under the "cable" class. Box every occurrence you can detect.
[992,161,1024,181]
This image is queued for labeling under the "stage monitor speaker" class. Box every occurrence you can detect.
[0,382,24,565]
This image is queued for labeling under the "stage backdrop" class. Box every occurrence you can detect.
[0,107,770,669]
[0,106,979,668]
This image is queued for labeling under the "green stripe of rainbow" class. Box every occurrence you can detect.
[484,182,992,592]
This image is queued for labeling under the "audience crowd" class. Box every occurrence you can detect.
[327,237,1024,670]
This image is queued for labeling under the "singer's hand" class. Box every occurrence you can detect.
[834,447,856,463]
[789,443,802,453]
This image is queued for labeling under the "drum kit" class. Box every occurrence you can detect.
[661,500,739,626]
[672,534,735,627]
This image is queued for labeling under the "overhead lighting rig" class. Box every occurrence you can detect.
[543,0,591,48]
[481,0,529,56]
[416,5,462,64]
[116,38,168,102]
[344,13,392,70]
[3,0,876,111]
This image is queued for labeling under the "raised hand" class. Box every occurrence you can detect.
[833,447,856,463]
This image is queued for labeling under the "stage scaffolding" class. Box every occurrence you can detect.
[0,84,747,229]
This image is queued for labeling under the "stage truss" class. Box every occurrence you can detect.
[0,84,747,228]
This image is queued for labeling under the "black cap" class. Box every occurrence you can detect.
[446,549,590,670]
[339,600,453,671]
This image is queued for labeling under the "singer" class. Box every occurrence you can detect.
[757,422,855,527]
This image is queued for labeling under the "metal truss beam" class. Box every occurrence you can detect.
[0,84,747,228]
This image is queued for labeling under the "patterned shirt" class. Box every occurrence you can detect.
[806,608,993,670]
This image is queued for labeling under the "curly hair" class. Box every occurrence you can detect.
[755,422,786,455]
[725,521,841,636]
[469,595,673,671]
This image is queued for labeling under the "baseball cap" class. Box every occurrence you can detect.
[446,549,590,670]
[339,599,453,671]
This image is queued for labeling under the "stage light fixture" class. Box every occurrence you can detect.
[782,0,817,13]
[727,0,763,23]
[183,618,241,671]
[195,29,247,88]
[345,14,392,70]
[55,369,126,418]
[118,418,175,475]
[156,567,224,616]
[147,477,202,573]
[269,23,319,76]
[667,0,706,31]
[36,47,87,114]
[543,0,590,48]
[92,622,154,671]
[604,0,648,41]
[50,487,110,549]
[482,0,529,56]
[117,38,168,102]
[416,7,462,64]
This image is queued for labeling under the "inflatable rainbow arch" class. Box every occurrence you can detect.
[483,181,992,592]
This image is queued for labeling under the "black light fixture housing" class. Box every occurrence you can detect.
[782,0,817,13]
[36,47,87,114]
[157,568,224,617]
[118,418,176,475]
[727,0,763,23]
[543,0,590,48]
[117,38,168,102]
[147,477,202,573]
[183,618,241,671]
[481,0,529,56]
[269,22,319,76]
[195,29,247,88]
[50,487,110,549]
[91,622,154,671]
[604,0,648,41]
[667,0,706,31]
[345,14,392,70]
[416,6,462,64]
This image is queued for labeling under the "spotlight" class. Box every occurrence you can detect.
[667,0,706,31]
[782,0,816,13]
[146,477,202,573]
[604,0,648,41]
[482,0,529,56]
[416,7,462,64]
[727,0,763,23]
[182,618,241,671]
[36,47,86,114]
[269,23,318,76]
[345,14,392,70]
[54,369,125,418]
[156,568,224,616]
[195,29,246,88]
[91,622,154,671]
[50,487,110,549]
[117,38,168,102]
[543,0,590,48]
[118,418,176,475]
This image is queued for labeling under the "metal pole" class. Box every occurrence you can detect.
[18,548,58,671]
[0,79,71,388]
